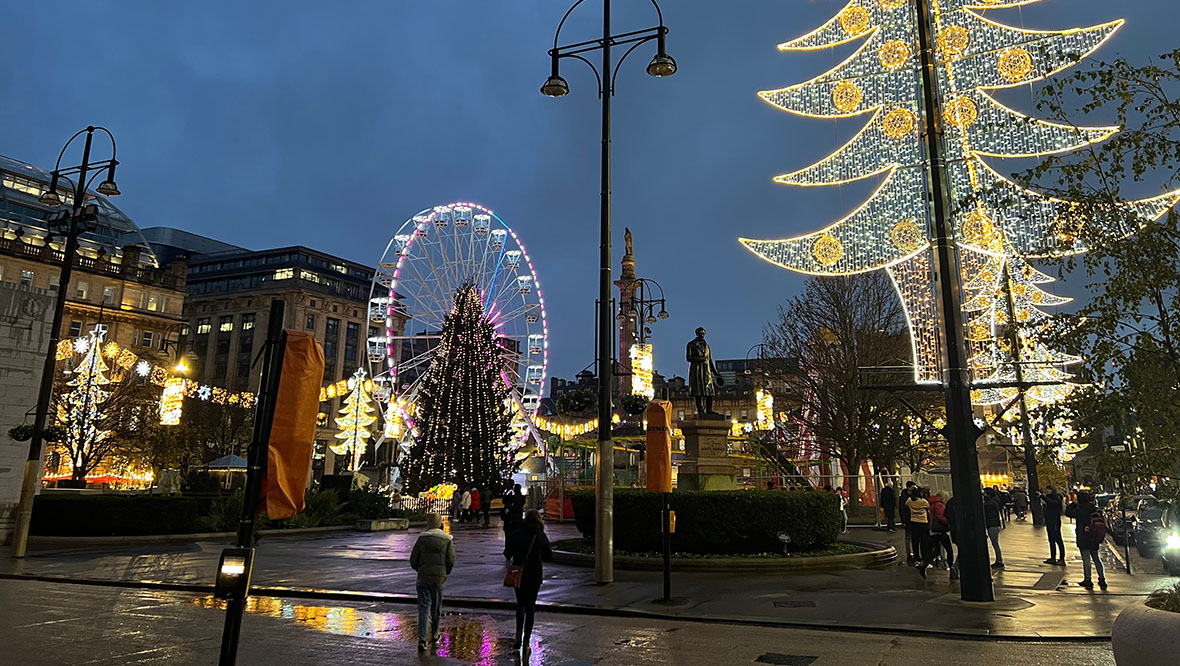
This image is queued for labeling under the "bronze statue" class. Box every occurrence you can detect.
[686,327,723,417]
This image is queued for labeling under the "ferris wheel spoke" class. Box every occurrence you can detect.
[399,252,453,327]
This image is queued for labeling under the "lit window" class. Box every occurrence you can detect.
[102,287,115,304]
[20,270,33,287]
[332,264,347,275]
[220,317,234,332]
[141,331,154,347]
[300,270,321,284]
[147,295,159,312]
[197,319,211,335]
[242,315,255,331]
[273,268,294,280]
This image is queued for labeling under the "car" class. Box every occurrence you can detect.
[1158,505,1180,576]
[1109,494,1155,546]
[1134,498,1168,557]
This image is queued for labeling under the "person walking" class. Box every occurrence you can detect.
[929,490,953,572]
[450,486,462,522]
[504,510,553,654]
[460,487,472,524]
[837,486,849,533]
[880,479,897,532]
[998,486,1011,527]
[480,486,492,527]
[1041,484,1066,565]
[984,487,1005,569]
[409,514,456,652]
[907,487,931,575]
[469,487,481,525]
[899,481,917,561]
[1066,491,1108,590]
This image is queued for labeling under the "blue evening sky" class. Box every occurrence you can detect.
[1,1,1172,383]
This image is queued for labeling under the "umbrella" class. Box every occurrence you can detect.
[201,454,248,470]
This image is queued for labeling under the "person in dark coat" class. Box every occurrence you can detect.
[1041,484,1066,565]
[1066,491,1107,589]
[984,487,1005,569]
[879,479,897,532]
[503,510,553,654]
[502,483,525,535]
[899,481,917,561]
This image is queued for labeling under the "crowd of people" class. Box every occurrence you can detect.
[879,479,1110,588]
[411,482,548,656]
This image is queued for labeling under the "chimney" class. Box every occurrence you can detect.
[121,244,142,277]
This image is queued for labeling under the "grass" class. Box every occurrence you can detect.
[551,537,864,559]
[1147,582,1180,613]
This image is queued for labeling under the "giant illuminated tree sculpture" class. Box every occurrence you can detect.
[740,0,1179,413]
[401,284,514,493]
[57,326,114,481]
[332,367,377,472]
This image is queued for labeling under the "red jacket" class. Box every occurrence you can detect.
[470,489,481,511]
[929,496,948,533]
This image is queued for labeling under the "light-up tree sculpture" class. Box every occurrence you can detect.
[57,326,114,482]
[332,368,377,472]
[401,284,514,493]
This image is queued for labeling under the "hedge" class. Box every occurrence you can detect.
[570,489,841,555]
[31,494,199,536]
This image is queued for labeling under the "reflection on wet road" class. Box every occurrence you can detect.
[193,594,547,664]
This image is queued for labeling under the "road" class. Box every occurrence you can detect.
[0,578,1117,666]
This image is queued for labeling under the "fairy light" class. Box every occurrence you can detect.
[331,368,377,472]
[629,343,654,399]
[739,0,1180,401]
[159,377,185,426]
[755,388,774,430]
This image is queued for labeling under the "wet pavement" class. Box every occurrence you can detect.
[3,518,1174,639]
[0,578,1119,665]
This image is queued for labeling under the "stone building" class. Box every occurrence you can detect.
[0,281,54,544]
[0,155,189,360]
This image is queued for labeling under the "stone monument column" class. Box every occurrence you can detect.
[677,419,736,491]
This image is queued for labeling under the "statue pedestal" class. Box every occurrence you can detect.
[677,419,736,491]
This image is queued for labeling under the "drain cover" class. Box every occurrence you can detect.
[756,654,818,666]
[772,600,816,608]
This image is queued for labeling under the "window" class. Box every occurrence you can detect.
[242,314,255,331]
[147,294,159,312]
[20,270,33,287]
[102,287,115,304]
[273,268,294,280]
[141,331,154,348]
[75,281,89,300]
[352,309,358,318]
[306,314,316,329]
[332,263,348,275]
[309,299,317,308]
[68,321,83,337]
[219,316,234,332]
[196,318,211,335]
[0,266,4,281]
[299,270,322,284]
[740,410,748,420]
[332,305,338,313]
[344,322,359,364]
[678,410,685,421]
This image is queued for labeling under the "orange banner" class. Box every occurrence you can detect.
[646,400,673,493]
[264,331,325,519]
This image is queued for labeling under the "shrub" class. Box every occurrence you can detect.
[31,493,199,536]
[197,489,245,532]
[282,489,347,528]
[349,486,394,520]
[1148,582,1180,613]
[571,488,841,555]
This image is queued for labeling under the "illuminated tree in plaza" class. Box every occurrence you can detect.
[401,284,514,493]
[57,326,114,481]
[740,0,1179,418]
[332,368,377,472]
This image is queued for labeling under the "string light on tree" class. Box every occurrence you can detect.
[401,284,515,493]
[332,367,377,472]
[58,325,114,478]
[738,0,1180,435]
[629,343,655,399]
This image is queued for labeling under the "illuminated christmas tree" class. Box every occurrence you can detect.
[58,326,114,481]
[332,368,377,472]
[740,0,1178,417]
[402,284,514,493]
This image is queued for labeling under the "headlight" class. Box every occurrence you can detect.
[1166,534,1180,550]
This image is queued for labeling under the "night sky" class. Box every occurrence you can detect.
[1,1,1172,384]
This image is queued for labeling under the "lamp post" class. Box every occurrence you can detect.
[11,127,121,558]
[542,0,676,585]
[620,277,668,345]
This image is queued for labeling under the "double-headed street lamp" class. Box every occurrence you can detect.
[542,0,676,585]
[617,277,668,345]
[11,127,121,558]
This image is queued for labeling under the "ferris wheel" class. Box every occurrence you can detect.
[367,202,549,452]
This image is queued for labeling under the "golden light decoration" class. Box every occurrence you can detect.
[159,377,185,426]
[838,6,871,36]
[943,96,978,129]
[961,210,998,248]
[812,233,844,266]
[882,107,917,139]
[937,25,969,60]
[878,40,911,71]
[888,218,924,252]
[755,389,775,430]
[832,81,863,114]
[877,0,908,10]
[629,343,655,399]
[997,47,1033,82]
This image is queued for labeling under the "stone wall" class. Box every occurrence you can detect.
[0,282,53,544]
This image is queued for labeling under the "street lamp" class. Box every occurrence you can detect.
[12,126,121,558]
[542,0,675,585]
[620,277,667,345]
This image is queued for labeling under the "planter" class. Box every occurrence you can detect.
[356,518,409,532]
[1112,601,1180,665]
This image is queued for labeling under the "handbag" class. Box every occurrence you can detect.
[504,535,538,588]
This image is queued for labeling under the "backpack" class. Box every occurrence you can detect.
[1088,511,1108,542]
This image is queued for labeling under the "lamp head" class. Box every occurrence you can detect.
[40,174,63,206]
[657,309,669,320]
[540,74,570,97]
[646,52,677,78]
[645,315,657,324]
[95,163,120,196]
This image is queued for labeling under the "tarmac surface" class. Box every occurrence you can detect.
[0,577,1122,666]
[3,516,1174,640]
